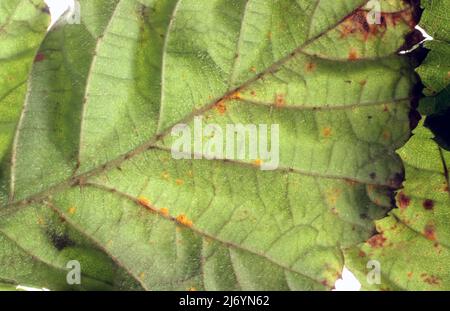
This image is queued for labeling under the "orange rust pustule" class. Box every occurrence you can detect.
[137,196,151,208]
[275,94,285,107]
[338,8,415,42]
[160,207,169,216]
[214,101,227,114]
[397,192,411,209]
[176,214,193,227]
[322,127,332,137]
[348,49,359,61]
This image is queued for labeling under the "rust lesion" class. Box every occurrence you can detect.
[423,223,437,241]
[421,273,441,286]
[367,233,387,248]
[275,93,286,107]
[338,6,416,42]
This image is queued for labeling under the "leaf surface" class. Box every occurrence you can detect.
[0,0,418,290]
[0,0,49,179]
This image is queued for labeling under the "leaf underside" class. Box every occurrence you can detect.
[0,0,420,290]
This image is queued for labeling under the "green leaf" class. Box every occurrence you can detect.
[346,122,450,290]
[0,0,418,290]
[416,0,450,110]
[418,85,450,116]
[0,0,49,173]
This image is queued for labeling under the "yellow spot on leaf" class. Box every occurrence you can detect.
[68,207,76,215]
[229,91,241,100]
[253,159,263,166]
[160,207,169,216]
[175,179,184,185]
[161,172,170,180]
[322,127,332,137]
[326,189,342,206]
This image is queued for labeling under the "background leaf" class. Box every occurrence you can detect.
[346,122,450,290]
[346,0,450,290]
[0,0,49,193]
[416,0,450,120]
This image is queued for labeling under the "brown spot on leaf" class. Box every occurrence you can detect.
[348,49,359,61]
[34,53,45,63]
[423,199,434,210]
[322,127,332,137]
[275,94,285,107]
[339,9,415,42]
[305,62,316,72]
[345,179,358,186]
[421,273,441,285]
[424,224,437,241]
[398,192,411,209]
[215,101,227,114]
[367,234,387,248]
